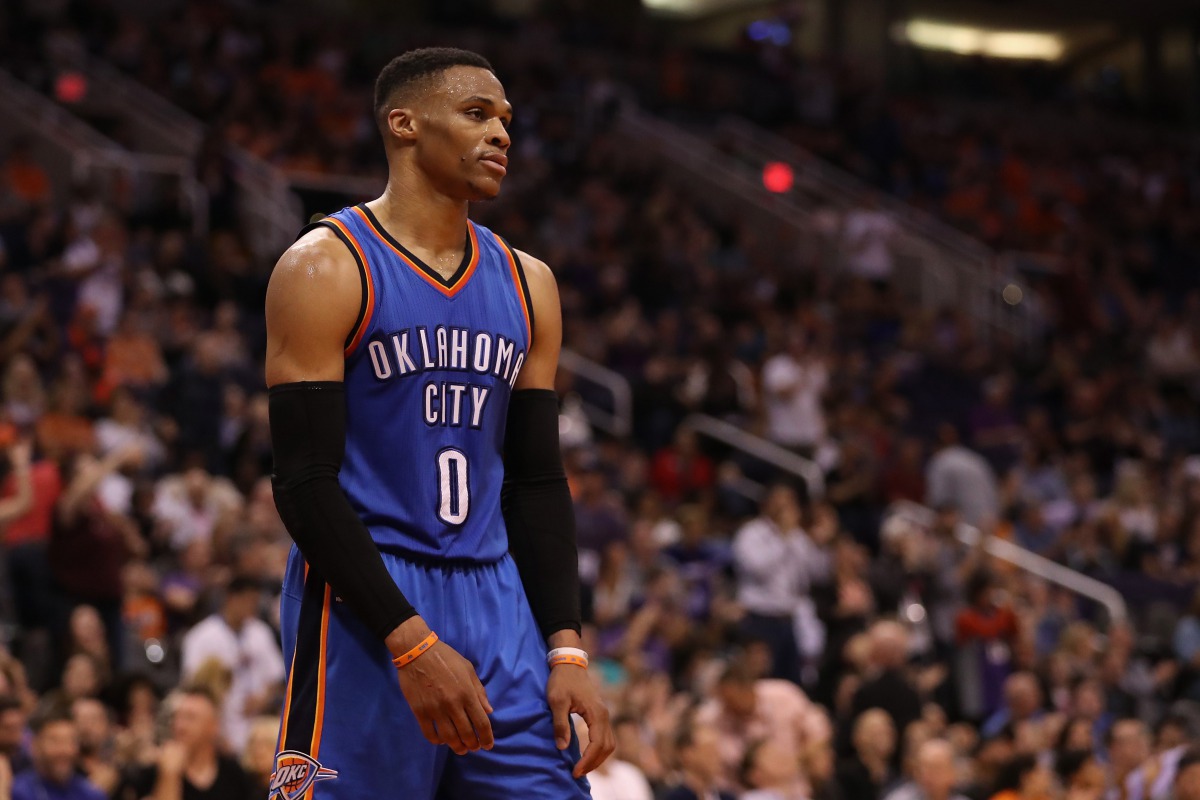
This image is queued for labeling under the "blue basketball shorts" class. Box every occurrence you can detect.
[271,547,592,799]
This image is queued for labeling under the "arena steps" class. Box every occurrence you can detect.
[0,68,202,227]
[620,108,1035,346]
[53,56,303,264]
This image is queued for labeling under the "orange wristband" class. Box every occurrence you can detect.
[392,631,439,668]
[548,654,589,669]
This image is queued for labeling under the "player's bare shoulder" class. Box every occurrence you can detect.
[513,249,558,299]
[267,226,362,317]
[265,225,364,385]
[511,249,561,390]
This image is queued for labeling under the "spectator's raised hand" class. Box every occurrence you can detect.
[8,439,31,470]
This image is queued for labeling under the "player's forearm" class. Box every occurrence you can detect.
[269,382,418,642]
[547,629,583,649]
[504,476,582,638]
[502,389,582,639]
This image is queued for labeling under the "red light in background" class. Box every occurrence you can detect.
[55,72,88,104]
[762,161,794,193]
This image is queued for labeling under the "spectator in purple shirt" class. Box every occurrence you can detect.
[11,707,105,800]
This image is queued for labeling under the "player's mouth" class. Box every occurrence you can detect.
[480,152,508,176]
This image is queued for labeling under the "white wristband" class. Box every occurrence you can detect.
[547,647,589,666]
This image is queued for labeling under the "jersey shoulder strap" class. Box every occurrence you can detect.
[293,210,374,356]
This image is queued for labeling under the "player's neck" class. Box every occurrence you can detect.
[372,177,470,256]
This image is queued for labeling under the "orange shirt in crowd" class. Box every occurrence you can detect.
[36,413,95,460]
[124,594,167,641]
[956,604,1019,643]
[1,460,63,547]
[101,332,167,395]
[5,159,51,204]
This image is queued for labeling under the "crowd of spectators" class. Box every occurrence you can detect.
[0,1,1199,799]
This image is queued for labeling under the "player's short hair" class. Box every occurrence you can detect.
[374,47,494,130]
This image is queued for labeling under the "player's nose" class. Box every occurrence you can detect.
[487,119,510,150]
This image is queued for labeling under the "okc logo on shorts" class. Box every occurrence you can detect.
[269,750,338,800]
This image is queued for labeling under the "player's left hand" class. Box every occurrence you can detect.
[547,665,613,778]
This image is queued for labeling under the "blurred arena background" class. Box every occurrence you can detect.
[2,0,1200,798]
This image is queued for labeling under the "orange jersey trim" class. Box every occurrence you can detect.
[351,205,480,298]
[305,585,332,799]
[277,561,309,750]
[493,234,532,344]
[324,217,375,357]
[278,657,297,750]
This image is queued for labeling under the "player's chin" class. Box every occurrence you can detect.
[465,176,503,201]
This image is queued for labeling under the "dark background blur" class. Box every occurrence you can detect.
[2,1,1200,799]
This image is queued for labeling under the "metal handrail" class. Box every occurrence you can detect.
[0,69,207,233]
[885,500,1128,623]
[557,349,632,439]
[617,110,814,233]
[720,117,992,262]
[82,56,304,261]
[81,58,204,155]
[680,414,825,499]
[715,116,1033,345]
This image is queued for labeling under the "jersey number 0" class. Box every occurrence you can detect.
[436,448,470,525]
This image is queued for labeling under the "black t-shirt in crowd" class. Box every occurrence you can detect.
[117,756,257,800]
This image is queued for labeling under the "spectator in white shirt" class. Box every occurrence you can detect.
[94,388,166,471]
[883,739,970,800]
[152,467,243,551]
[841,194,899,282]
[575,714,654,800]
[925,424,999,529]
[734,484,832,683]
[180,576,284,751]
[762,335,828,456]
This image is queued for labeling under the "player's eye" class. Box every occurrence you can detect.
[466,108,485,120]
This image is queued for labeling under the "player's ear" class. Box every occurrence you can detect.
[388,107,419,142]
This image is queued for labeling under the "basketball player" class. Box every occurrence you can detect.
[264,48,613,798]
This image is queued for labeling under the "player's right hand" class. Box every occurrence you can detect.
[391,617,494,756]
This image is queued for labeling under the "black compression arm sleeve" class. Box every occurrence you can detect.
[269,382,416,640]
[502,389,582,639]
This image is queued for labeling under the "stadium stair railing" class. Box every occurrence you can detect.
[714,117,1034,345]
[0,68,206,234]
[665,408,1126,626]
[615,109,819,273]
[76,57,303,263]
[884,499,1128,625]
[619,107,1032,346]
[557,349,633,439]
[680,414,826,502]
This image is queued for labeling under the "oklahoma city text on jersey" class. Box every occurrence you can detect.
[365,324,526,429]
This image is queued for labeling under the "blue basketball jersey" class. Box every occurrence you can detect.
[311,203,533,563]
